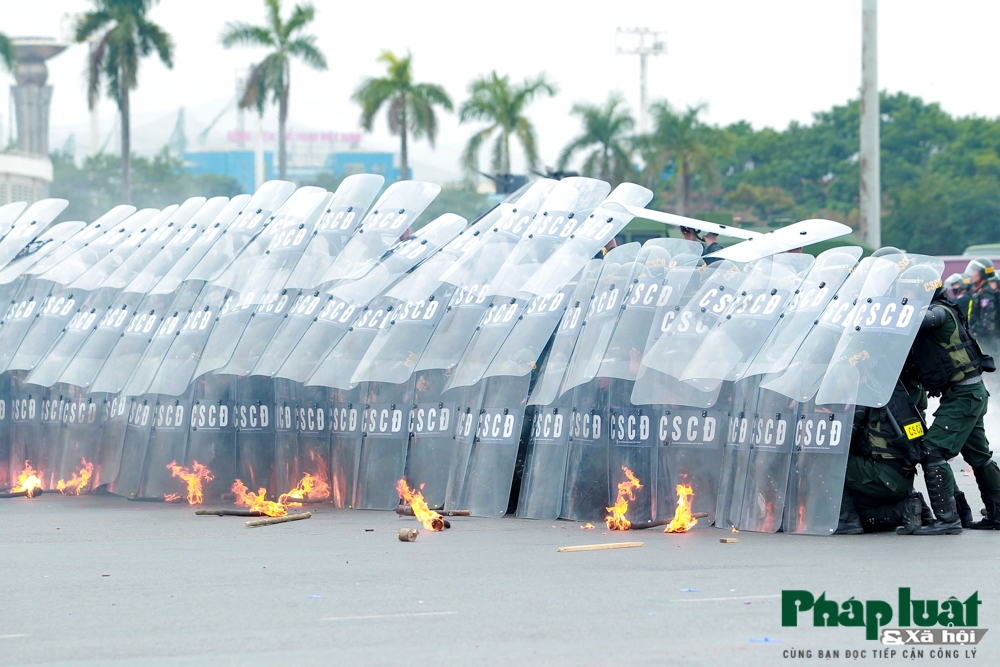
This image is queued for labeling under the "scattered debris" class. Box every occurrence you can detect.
[720,537,739,544]
[679,589,700,593]
[0,489,43,499]
[396,505,469,517]
[365,528,374,532]
[581,523,595,530]
[557,541,643,553]
[398,528,419,542]
[245,512,312,528]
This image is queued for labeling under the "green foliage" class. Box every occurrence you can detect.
[459,71,557,174]
[557,93,635,186]
[0,32,16,72]
[723,182,803,222]
[51,150,243,223]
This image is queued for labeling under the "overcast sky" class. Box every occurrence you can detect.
[3,0,999,182]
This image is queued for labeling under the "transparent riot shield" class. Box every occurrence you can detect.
[273,380,331,500]
[442,382,489,511]
[486,177,610,298]
[329,385,364,508]
[20,205,136,280]
[321,181,441,282]
[353,380,416,510]
[678,254,815,392]
[304,295,397,389]
[713,377,760,528]
[402,369,466,508]
[284,175,385,289]
[183,375,237,502]
[734,387,801,532]
[445,375,529,516]
[107,394,155,499]
[519,184,656,298]
[559,378,610,521]
[0,221,86,286]
[233,375,276,497]
[608,378,657,524]
[7,285,103,375]
[0,201,28,237]
[7,375,44,488]
[744,248,863,377]
[93,283,203,395]
[0,278,59,374]
[782,400,854,535]
[182,180,296,285]
[49,387,109,492]
[815,255,945,408]
[137,393,196,500]
[273,294,360,383]
[0,198,69,270]
[96,393,129,490]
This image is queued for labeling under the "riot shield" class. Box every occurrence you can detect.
[486,177,611,298]
[559,378,610,521]
[0,199,69,271]
[272,294,360,383]
[233,375,276,497]
[107,394,154,498]
[815,255,945,408]
[321,181,441,282]
[608,378,658,524]
[137,392,197,500]
[7,374,43,488]
[272,380,331,500]
[0,221,86,286]
[353,380,416,510]
[678,254,815,392]
[328,385,364,508]
[48,386,109,492]
[744,248,863,377]
[713,377,760,528]
[183,375,237,502]
[284,174,385,289]
[517,388,574,519]
[0,201,28,238]
[20,205,136,280]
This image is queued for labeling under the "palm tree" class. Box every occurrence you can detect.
[557,93,635,186]
[459,71,557,175]
[76,0,174,204]
[641,102,719,216]
[221,0,327,180]
[0,33,15,73]
[352,51,452,181]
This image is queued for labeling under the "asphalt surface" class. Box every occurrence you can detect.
[2,483,999,667]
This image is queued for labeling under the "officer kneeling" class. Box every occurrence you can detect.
[902,276,999,534]
[840,378,930,534]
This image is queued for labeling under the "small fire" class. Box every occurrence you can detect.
[664,484,698,533]
[12,461,43,498]
[605,466,642,530]
[164,493,181,502]
[56,458,94,495]
[732,526,739,534]
[396,478,444,531]
[581,523,595,530]
[278,471,331,506]
[232,480,287,517]
[166,460,213,505]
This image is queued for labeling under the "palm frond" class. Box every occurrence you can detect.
[74,10,113,43]
[556,133,594,170]
[265,0,283,34]
[515,117,540,169]
[136,19,174,67]
[461,125,495,174]
[286,35,326,70]
[352,77,397,131]
[220,22,275,49]
[283,3,317,38]
[0,33,14,72]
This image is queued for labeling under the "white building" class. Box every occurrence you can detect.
[0,152,52,205]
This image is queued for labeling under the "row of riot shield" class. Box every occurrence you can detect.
[0,175,938,539]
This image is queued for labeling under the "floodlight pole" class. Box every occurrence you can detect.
[616,28,667,135]
[860,0,880,248]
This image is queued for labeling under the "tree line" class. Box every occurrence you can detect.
[2,0,999,253]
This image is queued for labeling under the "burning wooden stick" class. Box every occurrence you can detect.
[625,512,708,530]
[558,542,644,553]
[396,506,469,517]
[396,479,447,531]
[0,488,43,499]
[195,509,265,517]
[245,512,312,528]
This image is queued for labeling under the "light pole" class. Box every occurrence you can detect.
[860,0,880,248]
[616,27,666,135]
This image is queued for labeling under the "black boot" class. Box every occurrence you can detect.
[911,462,962,535]
[895,494,923,535]
[834,492,863,535]
[863,504,903,533]
[955,490,975,528]
[970,462,1000,530]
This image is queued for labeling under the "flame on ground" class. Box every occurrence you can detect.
[278,471,331,506]
[664,484,698,533]
[232,480,287,517]
[12,461,43,498]
[396,478,444,531]
[56,458,94,495]
[581,523,595,530]
[605,466,642,530]
[166,460,213,505]
[164,493,181,502]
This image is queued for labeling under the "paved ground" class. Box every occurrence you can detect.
[2,486,998,667]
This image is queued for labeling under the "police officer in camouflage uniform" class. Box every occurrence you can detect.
[840,378,930,534]
[967,259,1000,353]
[903,276,1000,534]
[945,272,974,323]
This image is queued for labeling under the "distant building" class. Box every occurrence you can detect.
[183,151,274,193]
[325,152,401,181]
[0,153,54,205]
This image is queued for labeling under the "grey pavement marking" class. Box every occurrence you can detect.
[321,611,458,621]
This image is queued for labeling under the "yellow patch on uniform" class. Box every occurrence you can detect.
[904,422,925,439]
